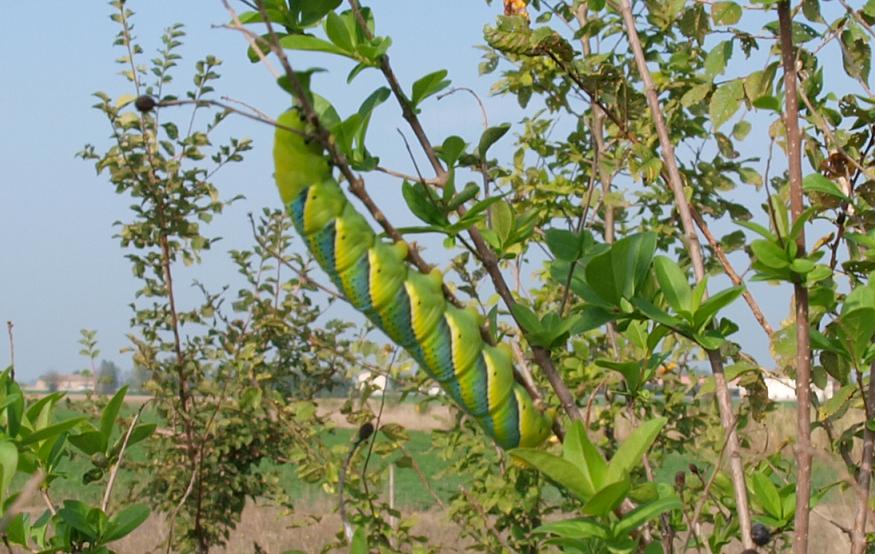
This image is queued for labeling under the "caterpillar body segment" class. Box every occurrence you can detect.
[274,108,553,449]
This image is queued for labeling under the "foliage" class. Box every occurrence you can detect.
[67,0,875,551]
[0,370,151,553]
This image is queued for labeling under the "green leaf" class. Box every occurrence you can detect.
[750,472,783,519]
[324,12,354,52]
[605,418,667,483]
[491,200,513,243]
[57,500,97,539]
[68,430,105,456]
[753,95,781,112]
[711,2,741,25]
[614,496,683,536]
[0,441,18,501]
[750,239,790,269]
[582,477,630,516]
[478,124,511,159]
[563,422,607,495]
[402,181,445,226]
[653,256,692,313]
[438,136,467,166]
[100,386,128,444]
[125,423,157,448]
[411,69,450,108]
[104,504,150,542]
[694,286,744,329]
[819,384,857,420]
[709,79,743,130]
[509,448,590,501]
[803,174,848,200]
[533,518,610,540]
[841,28,872,82]
[546,229,581,262]
[736,219,777,241]
[18,417,85,446]
[570,305,616,333]
[597,359,644,392]
[510,303,543,336]
[802,0,822,22]
[612,232,658,301]
[704,41,733,80]
[279,34,351,57]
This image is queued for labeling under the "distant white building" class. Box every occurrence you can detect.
[32,373,95,392]
[735,376,835,402]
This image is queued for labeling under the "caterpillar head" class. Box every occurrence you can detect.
[273,108,332,205]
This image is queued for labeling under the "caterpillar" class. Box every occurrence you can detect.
[273,108,553,449]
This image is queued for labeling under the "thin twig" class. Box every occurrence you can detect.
[40,489,57,516]
[163,466,199,554]
[360,350,397,520]
[460,487,513,551]
[436,87,489,130]
[397,444,446,509]
[375,165,441,186]
[680,415,741,552]
[690,208,774,337]
[101,399,151,512]
[220,0,280,79]
[247,213,345,302]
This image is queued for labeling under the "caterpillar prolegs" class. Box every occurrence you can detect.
[273,109,553,449]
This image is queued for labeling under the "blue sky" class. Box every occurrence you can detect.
[0,1,856,381]
[0,1,532,381]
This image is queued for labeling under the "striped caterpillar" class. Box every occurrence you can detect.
[273,109,553,449]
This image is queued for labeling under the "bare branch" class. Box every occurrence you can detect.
[777,4,814,551]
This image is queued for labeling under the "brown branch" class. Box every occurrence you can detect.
[375,165,441,186]
[398,443,446,510]
[347,0,447,181]
[247,213,345,302]
[618,0,753,547]
[344,0,579,428]
[852,363,875,553]
[460,487,513,552]
[778,3,813,551]
[163,465,199,554]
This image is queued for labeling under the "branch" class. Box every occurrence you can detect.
[618,0,753,546]
[690,208,774,337]
[101,400,150,512]
[344,0,580,426]
[852,363,875,554]
[347,0,447,181]
[680,415,740,553]
[778,3,813,551]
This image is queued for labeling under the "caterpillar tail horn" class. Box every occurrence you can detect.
[273,108,554,449]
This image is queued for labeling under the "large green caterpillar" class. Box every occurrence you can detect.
[273,109,553,449]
